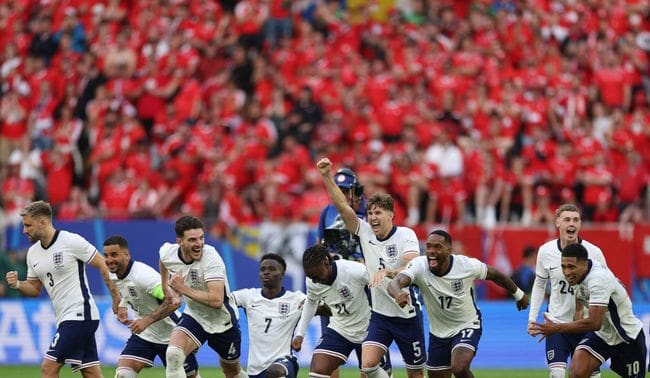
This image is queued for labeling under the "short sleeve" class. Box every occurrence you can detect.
[69,233,98,264]
[465,256,488,280]
[401,227,420,255]
[232,288,252,308]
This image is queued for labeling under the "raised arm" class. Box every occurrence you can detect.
[316,157,360,234]
[387,272,413,308]
[485,266,529,310]
[88,252,121,314]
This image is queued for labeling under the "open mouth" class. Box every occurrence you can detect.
[428,257,438,269]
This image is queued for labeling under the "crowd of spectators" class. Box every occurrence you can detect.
[1,0,650,238]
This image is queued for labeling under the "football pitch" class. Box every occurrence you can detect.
[0,366,621,377]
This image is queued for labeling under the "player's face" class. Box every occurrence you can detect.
[367,205,394,238]
[260,259,283,288]
[104,244,129,276]
[425,234,451,274]
[556,210,581,245]
[178,228,204,261]
[561,256,588,285]
[22,215,45,243]
[304,259,331,284]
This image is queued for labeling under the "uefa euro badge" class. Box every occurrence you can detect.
[386,244,398,258]
[451,280,464,294]
[53,252,64,270]
[278,302,290,316]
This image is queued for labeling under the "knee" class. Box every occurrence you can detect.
[166,345,186,370]
[266,364,287,378]
[115,367,138,378]
[568,364,590,378]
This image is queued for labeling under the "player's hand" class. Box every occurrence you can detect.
[369,270,388,288]
[395,291,411,308]
[129,318,151,334]
[291,336,303,351]
[5,271,19,289]
[168,272,185,293]
[117,307,131,325]
[529,313,558,342]
[316,158,332,175]
[516,294,529,311]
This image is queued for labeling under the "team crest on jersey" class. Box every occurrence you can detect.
[53,252,63,270]
[278,302,290,316]
[189,269,199,285]
[547,349,555,360]
[338,286,352,300]
[451,280,464,293]
[386,244,398,258]
[128,285,137,298]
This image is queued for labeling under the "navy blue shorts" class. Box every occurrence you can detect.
[426,328,482,371]
[576,331,647,378]
[120,333,198,374]
[45,320,99,372]
[363,311,426,368]
[315,327,362,364]
[545,332,587,368]
[249,355,299,378]
[177,313,241,361]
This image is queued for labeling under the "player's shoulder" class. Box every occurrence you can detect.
[282,289,307,302]
[131,260,158,276]
[395,225,418,239]
[581,239,603,253]
[538,239,559,253]
[159,242,178,258]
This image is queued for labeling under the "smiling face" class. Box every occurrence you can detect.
[425,233,452,275]
[260,258,284,289]
[556,210,581,248]
[177,228,205,262]
[561,256,588,285]
[104,243,130,276]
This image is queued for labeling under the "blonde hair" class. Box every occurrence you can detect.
[20,201,53,219]
[555,203,581,219]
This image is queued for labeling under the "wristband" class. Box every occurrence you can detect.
[12,280,20,289]
[512,288,524,301]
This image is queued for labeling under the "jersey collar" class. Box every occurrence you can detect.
[556,237,583,252]
[41,230,60,250]
[262,287,287,299]
[434,255,454,277]
[118,259,135,280]
[377,225,397,242]
[177,246,193,265]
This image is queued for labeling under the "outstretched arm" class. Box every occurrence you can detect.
[485,266,529,310]
[316,157,360,234]
[387,272,413,308]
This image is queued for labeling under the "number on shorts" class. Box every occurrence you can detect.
[460,329,474,339]
[626,361,640,376]
[412,341,422,358]
[50,332,60,348]
[228,342,237,357]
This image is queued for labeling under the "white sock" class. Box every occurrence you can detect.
[549,367,565,378]
[166,345,187,378]
[115,367,137,378]
[362,365,390,378]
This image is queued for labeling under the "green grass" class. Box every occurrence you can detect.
[0,366,622,377]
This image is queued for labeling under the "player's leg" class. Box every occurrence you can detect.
[361,312,394,377]
[607,330,647,378]
[448,327,482,378]
[167,315,206,378]
[424,332,452,378]
[267,355,299,378]
[568,349,604,378]
[115,334,157,377]
[310,328,353,377]
[206,325,245,378]
[391,315,426,378]
[545,333,573,378]
[320,316,340,378]
[41,358,64,378]
[43,320,100,378]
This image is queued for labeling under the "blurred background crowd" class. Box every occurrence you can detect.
[1,0,650,241]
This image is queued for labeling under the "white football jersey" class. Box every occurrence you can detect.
[110,260,180,344]
[159,242,238,334]
[574,261,643,346]
[403,255,487,338]
[26,230,100,326]
[354,220,420,318]
[303,260,372,343]
[532,239,606,323]
[232,288,305,375]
